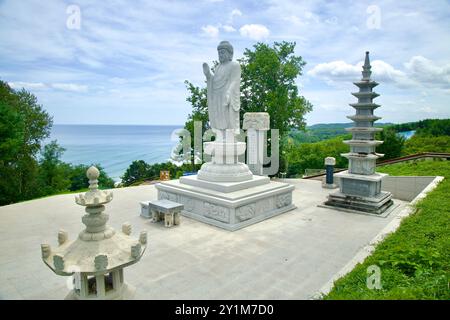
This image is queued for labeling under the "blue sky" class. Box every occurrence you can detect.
[1,0,449,125]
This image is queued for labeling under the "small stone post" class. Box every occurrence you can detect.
[323,157,337,189]
[243,112,270,176]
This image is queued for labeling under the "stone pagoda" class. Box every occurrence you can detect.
[324,52,393,215]
[41,166,147,300]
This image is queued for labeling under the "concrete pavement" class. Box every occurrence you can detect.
[0,179,408,299]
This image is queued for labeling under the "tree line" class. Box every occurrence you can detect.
[391,119,450,136]
[284,119,450,178]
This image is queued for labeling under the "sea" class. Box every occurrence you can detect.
[46,125,183,182]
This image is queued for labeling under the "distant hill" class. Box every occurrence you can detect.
[289,119,449,144]
[307,122,393,130]
[289,122,393,143]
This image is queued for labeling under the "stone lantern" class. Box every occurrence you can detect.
[41,166,147,300]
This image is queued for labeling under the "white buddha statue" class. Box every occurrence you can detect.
[202,41,241,131]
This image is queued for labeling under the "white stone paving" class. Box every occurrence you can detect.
[0,179,408,300]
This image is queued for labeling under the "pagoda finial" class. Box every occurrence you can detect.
[362,51,371,80]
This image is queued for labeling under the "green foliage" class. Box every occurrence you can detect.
[387,118,450,156]
[38,141,71,195]
[184,81,209,134]
[239,41,312,137]
[324,161,450,300]
[121,160,150,186]
[0,80,52,205]
[402,135,450,155]
[285,135,349,177]
[37,141,115,197]
[121,160,200,186]
[67,164,114,191]
[376,128,405,159]
[390,118,450,136]
[289,122,393,144]
[378,247,442,277]
[289,126,348,143]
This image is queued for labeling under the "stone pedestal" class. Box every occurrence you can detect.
[325,171,392,214]
[156,128,295,231]
[156,176,295,231]
[197,132,252,182]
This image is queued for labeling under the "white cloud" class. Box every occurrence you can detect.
[419,106,438,114]
[309,56,450,90]
[8,81,46,90]
[308,60,360,80]
[231,9,242,18]
[51,83,88,92]
[239,24,270,40]
[405,56,450,88]
[108,77,128,85]
[308,59,411,86]
[370,60,408,84]
[222,25,236,32]
[201,25,219,38]
[1,0,449,125]
[284,15,302,25]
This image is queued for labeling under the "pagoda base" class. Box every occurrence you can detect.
[155,176,295,231]
[323,170,394,215]
[323,190,394,216]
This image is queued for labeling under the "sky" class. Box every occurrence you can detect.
[0,0,449,126]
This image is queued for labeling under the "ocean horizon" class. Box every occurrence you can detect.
[46,124,183,182]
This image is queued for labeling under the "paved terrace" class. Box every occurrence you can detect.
[0,179,408,299]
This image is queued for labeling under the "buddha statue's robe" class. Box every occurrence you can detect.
[206,61,241,130]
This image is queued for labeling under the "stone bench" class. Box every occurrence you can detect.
[140,199,183,228]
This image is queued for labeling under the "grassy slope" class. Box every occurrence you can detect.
[324,160,450,300]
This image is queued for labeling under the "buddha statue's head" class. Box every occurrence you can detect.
[217,41,233,63]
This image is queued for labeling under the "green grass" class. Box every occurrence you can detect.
[324,160,450,300]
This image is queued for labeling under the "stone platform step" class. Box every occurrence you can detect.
[180,174,270,193]
[155,177,295,231]
[322,191,394,216]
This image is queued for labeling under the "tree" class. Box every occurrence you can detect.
[38,141,71,195]
[0,82,25,204]
[376,129,405,160]
[0,81,52,204]
[69,164,115,191]
[402,135,450,155]
[239,41,312,137]
[121,160,150,186]
[15,88,53,199]
[285,136,348,177]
